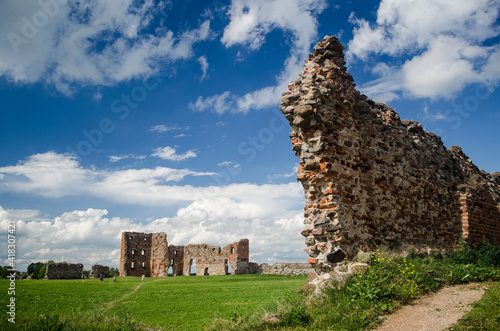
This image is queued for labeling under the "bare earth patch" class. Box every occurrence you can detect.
[375,283,488,331]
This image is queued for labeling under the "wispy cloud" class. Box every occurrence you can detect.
[267,166,298,182]
[109,154,147,163]
[198,55,209,81]
[151,146,197,161]
[218,160,241,169]
[149,124,190,134]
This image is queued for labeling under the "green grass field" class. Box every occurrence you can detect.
[0,274,307,330]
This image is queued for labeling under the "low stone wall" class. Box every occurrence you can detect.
[240,262,313,275]
[45,263,83,279]
[259,263,313,275]
[89,264,110,278]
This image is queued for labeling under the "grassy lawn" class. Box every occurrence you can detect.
[0,274,307,330]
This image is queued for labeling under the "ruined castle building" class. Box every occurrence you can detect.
[120,231,250,277]
[280,36,500,276]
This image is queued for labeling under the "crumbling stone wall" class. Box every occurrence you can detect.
[89,264,110,278]
[151,232,168,277]
[280,36,500,276]
[182,240,250,276]
[45,262,83,279]
[258,263,313,275]
[120,232,250,277]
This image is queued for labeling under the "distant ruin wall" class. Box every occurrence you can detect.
[280,36,500,276]
[89,264,110,278]
[258,263,313,275]
[45,263,83,279]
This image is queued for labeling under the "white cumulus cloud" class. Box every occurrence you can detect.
[0,0,211,95]
[151,146,197,161]
[190,0,327,113]
[347,0,500,102]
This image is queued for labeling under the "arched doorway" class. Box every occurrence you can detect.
[167,266,174,277]
[189,259,197,276]
[225,259,232,275]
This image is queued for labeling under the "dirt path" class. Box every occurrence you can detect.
[103,282,144,312]
[375,283,488,331]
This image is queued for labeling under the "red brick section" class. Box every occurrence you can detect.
[461,191,500,245]
[280,36,500,276]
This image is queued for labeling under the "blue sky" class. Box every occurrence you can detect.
[0,0,499,271]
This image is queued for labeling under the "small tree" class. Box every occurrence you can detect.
[110,267,119,276]
[0,266,10,279]
[38,264,47,279]
[27,262,43,276]
[30,262,45,279]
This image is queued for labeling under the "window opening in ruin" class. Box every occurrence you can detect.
[131,261,135,269]
[132,249,135,255]
[189,259,197,276]
[142,261,146,268]
[230,247,235,254]
[144,237,147,241]
[141,250,145,255]
[225,259,232,275]
[219,247,221,254]
[129,236,132,240]
[167,266,174,277]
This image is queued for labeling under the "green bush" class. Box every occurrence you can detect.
[476,240,500,268]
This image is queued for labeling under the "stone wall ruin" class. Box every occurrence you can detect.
[44,262,83,279]
[280,36,500,277]
[89,264,110,278]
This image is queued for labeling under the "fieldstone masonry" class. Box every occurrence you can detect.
[258,263,312,275]
[280,36,500,277]
[89,264,110,278]
[44,262,83,279]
